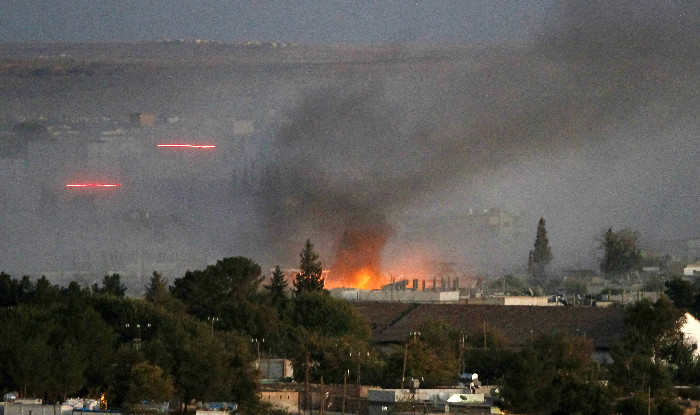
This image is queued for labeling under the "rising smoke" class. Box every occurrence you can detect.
[259,0,700,284]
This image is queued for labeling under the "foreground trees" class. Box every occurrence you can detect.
[0,271,260,411]
[501,333,613,415]
[610,297,691,395]
[2,245,698,415]
[665,276,700,318]
[498,296,691,415]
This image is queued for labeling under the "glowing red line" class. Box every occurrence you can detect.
[157,144,216,149]
[66,184,121,187]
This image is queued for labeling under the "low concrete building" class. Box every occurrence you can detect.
[682,312,700,356]
[359,289,460,304]
[257,358,293,382]
[330,288,460,304]
[129,112,155,127]
[684,263,700,277]
[464,296,555,306]
[3,403,73,415]
[367,388,486,415]
[599,291,660,305]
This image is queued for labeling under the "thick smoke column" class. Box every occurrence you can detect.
[260,78,473,284]
[261,0,700,279]
[329,219,391,289]
[539,1,700,61]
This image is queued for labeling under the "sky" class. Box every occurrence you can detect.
[0,1,554,44]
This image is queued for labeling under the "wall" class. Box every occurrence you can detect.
[4,404,73,415]
[464,296,555,306]
[358,290,460,304]
[259,391,298,412]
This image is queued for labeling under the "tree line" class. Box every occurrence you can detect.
[0,240,369,413]
[528,217,645,282]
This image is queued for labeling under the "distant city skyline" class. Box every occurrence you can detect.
[0,1,553,44]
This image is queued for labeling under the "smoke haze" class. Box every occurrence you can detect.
[1,1,699,290]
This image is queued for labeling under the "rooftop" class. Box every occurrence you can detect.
[354,302,625,350]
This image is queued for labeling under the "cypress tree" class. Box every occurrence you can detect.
[293,239,325,295]
[265,265,289,306]
[529,217,552,280]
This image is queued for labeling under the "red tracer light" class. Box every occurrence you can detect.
[66,183,121,188]
[157,144,216,149]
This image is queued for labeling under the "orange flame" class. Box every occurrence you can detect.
[351,268,382,290]
[328,224,390,290]
[325,268,385,290]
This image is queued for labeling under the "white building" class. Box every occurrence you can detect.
[329,288,460,304]
[682,312,700,356]
[684,263,700,276]
[367,388,488,415]
[464,296,556,306]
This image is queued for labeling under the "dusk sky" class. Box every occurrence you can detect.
[0,1,553,44]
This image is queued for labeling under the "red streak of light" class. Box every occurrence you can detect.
[66,184,121,187]
[157,144,216,149]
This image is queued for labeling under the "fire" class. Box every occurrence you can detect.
[327,223,390,290]
[350,268,384,290]
[324,268,384,290]
[354,270,374,289]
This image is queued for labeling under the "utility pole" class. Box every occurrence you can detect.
[402,332,420,391]
[356,353,361,390]
[459,334,467,375]
[356,356,361,415]
[305,351,310,415]
[401,342,408,390]
[320,377,325,415]
[342,369,348,415]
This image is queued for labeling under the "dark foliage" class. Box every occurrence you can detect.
[293,240,325,294]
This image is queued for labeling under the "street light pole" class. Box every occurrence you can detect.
[251,338,264,361]
[402,332,420,390]
[207,316,219,335]
[125,322,151,350]
[342,369,348,415]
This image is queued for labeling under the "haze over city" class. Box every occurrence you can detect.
[1,1,700,291]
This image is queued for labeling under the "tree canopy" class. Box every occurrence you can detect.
[171,256,267,334]
[599,227,642,278]
[0,271,261,409]
[293,239,325,294]
[264,265,289,308]
[93,273,127,297]
[501,332,612,415]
